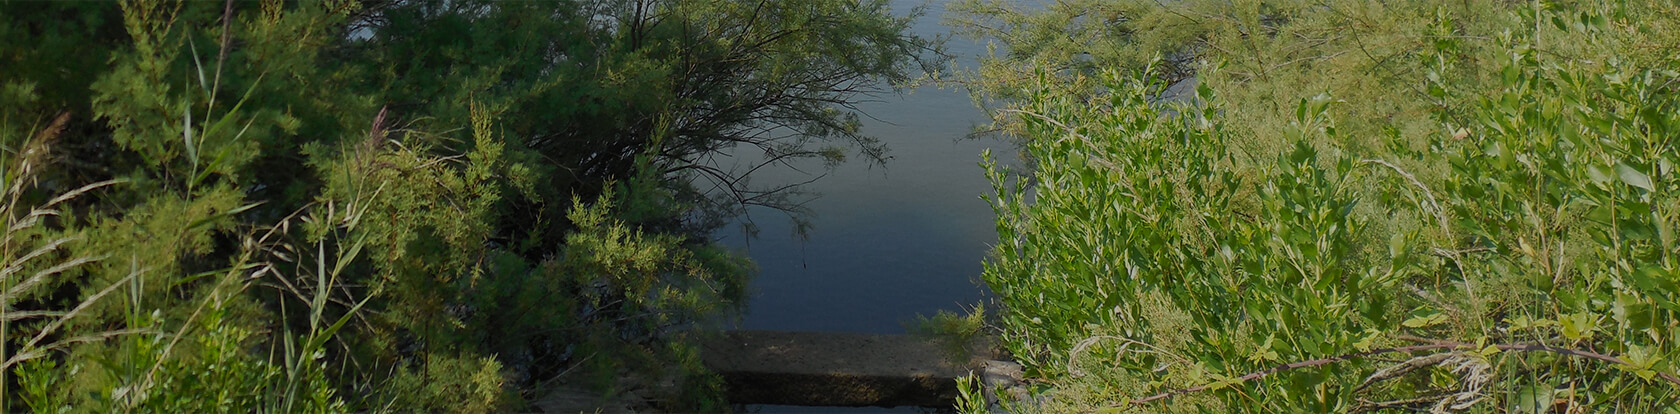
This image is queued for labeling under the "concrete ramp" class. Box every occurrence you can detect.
[700,330,1002,407]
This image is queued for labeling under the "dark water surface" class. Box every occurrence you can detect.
[715,0,1003,336]
[713,1,1012,411]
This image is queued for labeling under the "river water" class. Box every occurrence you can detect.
[712,2,1009,411]
[716,0,1002,337]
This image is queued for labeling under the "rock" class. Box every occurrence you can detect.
[979,359,1031,409]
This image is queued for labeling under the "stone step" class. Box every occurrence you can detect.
[699,330,1008,407]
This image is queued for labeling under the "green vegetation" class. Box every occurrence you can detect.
[953,0,1680,411]
[1,0,931,411]
[909,306,989,362]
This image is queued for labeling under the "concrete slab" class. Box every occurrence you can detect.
[700,330,1003,407]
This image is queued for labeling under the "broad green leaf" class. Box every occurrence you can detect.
[1351,329,1382,352]
[1388,232,1406,258]
[1588,164,1614,186]
[1509,384,1556,414]
[1560,312,1598,341]
[1616,163,1654,191]
[1402,312,1448,328]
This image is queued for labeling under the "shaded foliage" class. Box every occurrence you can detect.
[1,0,931,411]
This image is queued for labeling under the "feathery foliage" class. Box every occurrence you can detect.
[2,0,930,411]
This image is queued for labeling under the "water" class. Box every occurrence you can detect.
[714,0,1003,336]
[709,2,1011,411]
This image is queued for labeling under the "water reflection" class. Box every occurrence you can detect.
[713,0,1005,336]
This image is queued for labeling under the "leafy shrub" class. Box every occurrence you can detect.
[965,0,1680,411]
[4,0,929,411]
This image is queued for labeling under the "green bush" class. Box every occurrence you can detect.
[964,0,1680,411]
[2,0,929,411]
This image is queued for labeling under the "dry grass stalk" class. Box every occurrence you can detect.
[1,111,136,406]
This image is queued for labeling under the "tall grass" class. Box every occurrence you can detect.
[2,24,377,409]
[1,112,133,412]
[0,123,381,413]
